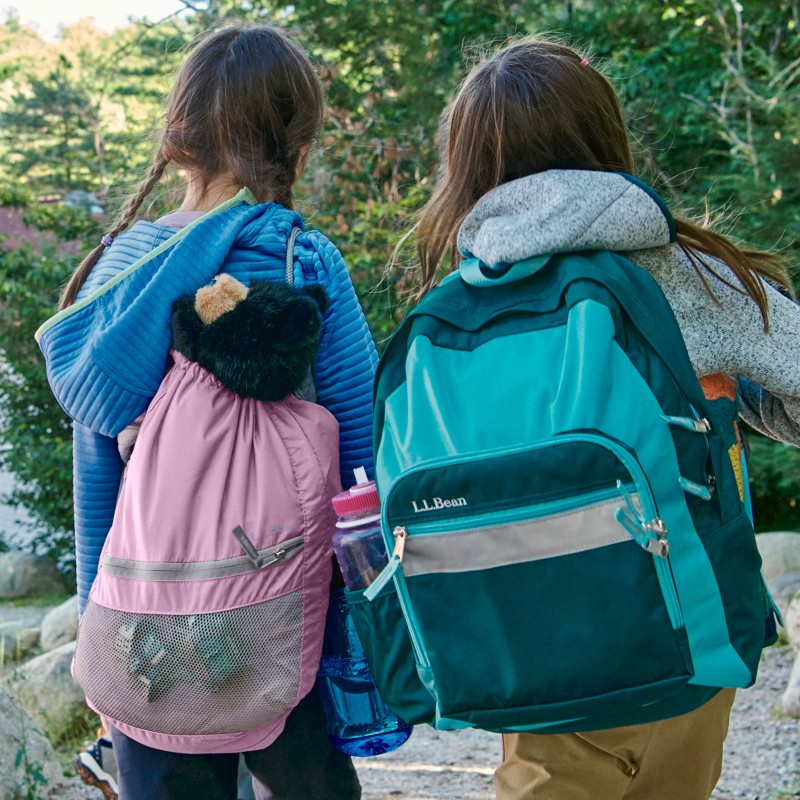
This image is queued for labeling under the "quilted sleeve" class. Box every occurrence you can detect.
[297,231,379,488]
[73,421,123,614]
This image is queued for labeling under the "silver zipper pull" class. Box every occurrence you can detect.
[259,548,286,568]
[643,518,669,558]
[614,509,670,558]
[232,525,264,568]
[661,415,711,433]
[364,527,407,603]
[392,526,407,562]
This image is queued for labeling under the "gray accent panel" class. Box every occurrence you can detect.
[402,499,630,577]
[103,536,304,581]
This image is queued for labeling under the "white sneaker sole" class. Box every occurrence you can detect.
[75,751,119,799]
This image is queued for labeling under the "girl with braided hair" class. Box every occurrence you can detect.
[49,22,375,800]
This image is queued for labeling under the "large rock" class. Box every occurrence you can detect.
[5,641,85,741]
[0,618,41,663]
[781,650,800,716]
[757,532,800,581]
[40,595,79,652]
[0,683,65,797]
[785,590,800,651]
[0,551,65,600]
[767,571,800,624]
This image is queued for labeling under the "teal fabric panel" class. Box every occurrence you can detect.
[509,685,719,734]
[405,544,691,720]
[395,251,709,415]
[460,254,551,286]
[345,585,435,725]
[376,325,569,489]
[385,440,629,526]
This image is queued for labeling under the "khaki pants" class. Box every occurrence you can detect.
[495,689,736,800]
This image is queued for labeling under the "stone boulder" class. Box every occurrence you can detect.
[0,618,41,663]
[785,590,800,651]
[767,571,800,624]
[0,551,66,600]
[0,683,65,798]
[5,641,85,741]
[40,595,79,652]
[781,650,800,717]
[757,532,800,582]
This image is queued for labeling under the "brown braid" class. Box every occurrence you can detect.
[59,151,170,309]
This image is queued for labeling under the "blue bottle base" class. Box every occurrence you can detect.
[319,591,412,757]
[329,725,412,757]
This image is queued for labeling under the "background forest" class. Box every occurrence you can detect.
[0,0,798,582]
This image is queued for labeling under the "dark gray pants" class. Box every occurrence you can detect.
[111,683,361,800]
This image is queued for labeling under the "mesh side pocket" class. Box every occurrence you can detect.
[74,593,303,736]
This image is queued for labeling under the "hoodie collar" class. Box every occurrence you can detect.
[457,170,675,270]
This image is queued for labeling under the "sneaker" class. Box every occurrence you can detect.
[75,732,119,800]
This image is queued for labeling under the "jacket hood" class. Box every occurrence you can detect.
[457,170,675,269]
[36,192,304,436]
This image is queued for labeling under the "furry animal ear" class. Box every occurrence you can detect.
[301,284,330,316]
[195,274,249,324]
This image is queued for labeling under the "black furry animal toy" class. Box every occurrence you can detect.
[171,274,330,401]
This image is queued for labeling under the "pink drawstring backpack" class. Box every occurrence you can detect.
[72,253,341,754]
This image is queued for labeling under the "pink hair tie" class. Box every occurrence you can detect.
[580,58,590,67]
[101,234,114,248]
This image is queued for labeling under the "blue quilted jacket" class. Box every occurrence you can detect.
[36,190,378,612]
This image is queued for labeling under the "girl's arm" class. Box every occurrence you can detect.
[638,246,800,447]
[737,374,800,447]
[299,231,379,487]
[73,422,123,614]
[698,272,800,447]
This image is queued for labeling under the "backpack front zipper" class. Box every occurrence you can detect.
[370,433,685,639]
[102,532,304,581]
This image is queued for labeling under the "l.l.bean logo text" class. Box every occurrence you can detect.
[411,496,468,513]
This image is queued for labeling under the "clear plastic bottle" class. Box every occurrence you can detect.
[317,469,412,756]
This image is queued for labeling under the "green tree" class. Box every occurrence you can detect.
[1,56,99,190]
[0,190,102,575]
[1,0,799,556]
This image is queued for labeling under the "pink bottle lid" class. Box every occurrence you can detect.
[332,481,380,518]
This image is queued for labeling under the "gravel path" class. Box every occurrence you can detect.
[358,646,800,800]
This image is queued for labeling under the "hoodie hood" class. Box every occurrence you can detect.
[458,170,675,269]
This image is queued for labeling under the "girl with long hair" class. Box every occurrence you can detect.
[413,36,800,800]
[41,22,376,800]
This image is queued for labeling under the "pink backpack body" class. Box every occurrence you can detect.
[73,270,341,754]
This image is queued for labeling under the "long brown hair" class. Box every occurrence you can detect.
[59,22,324,309]
[416,37,791,327]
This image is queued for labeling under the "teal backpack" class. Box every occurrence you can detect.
[349,231,780,734]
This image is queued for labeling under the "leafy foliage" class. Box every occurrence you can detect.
[0,192,100,575]
[0,0,798,565]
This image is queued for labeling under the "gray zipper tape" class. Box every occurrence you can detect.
[103,535,304,581]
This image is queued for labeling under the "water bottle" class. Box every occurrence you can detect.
[317,468,412,756]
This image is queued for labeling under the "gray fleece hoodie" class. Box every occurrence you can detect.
[457,170,800,446]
